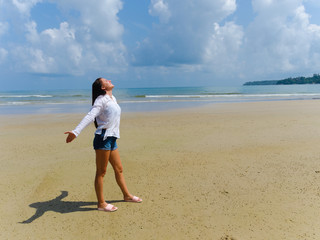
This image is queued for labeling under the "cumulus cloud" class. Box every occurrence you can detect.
[0,48,8,63]
[134,0,320,82]
[53,0,124,41]
[42,22,76,44]
[12,0,42,16]
[243,0,320,77]
[0,22,8,37]
[148,0,171,23]
[3,0,320,86]
[18,21,84,74]
[1,0,127,76]
[203,22,244,74]
[133,0,239,69]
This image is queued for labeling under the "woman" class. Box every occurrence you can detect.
[64,77,142,212]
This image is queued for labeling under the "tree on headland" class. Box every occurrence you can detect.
[243,74,320,85]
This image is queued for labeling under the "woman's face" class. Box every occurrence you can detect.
[100,78,114,91]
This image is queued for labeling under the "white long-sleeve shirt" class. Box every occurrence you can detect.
[72,94,121,140]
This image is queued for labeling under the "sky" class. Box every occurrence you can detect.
[1,0,320,90]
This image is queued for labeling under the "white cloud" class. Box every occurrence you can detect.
[53,0,124,41]
[243,0,320,77]
[12,0,42,16]
[135,0,320,82]
[67,44,82,66]
[25,21,39,42]
[222,0,238,14]
[12,46,55,73]
[0,48,8,63]
[203,22,244,74]
[0,21,8,37]
[28,48,55,73]
[2,0,127,76]
[14,21,80,74]
[3,0,320,86]
[42,22,76,45]
[134,0,238,68]
[149,0,171,23]
[20,20,127,75]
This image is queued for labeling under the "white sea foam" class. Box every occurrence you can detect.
[144,93,320,98]
[0,95,53,98]
[2,85,320,114]
[0,101,31,105]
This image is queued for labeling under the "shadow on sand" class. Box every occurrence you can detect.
[20,191,123,224]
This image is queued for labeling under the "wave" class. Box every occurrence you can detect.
[0,93,90,99]
[0,101,32,105]
[2,88,320,108]
[0,100,89,106]
[143,93,320,98]
[0,94,53,98]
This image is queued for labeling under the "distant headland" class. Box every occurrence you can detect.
[243,74,320,85]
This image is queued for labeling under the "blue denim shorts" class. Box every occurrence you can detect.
[93,130,118,151]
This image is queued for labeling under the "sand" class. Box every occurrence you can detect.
[1,100,320,240]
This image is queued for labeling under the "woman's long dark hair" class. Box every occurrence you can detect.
[92,77,106,128]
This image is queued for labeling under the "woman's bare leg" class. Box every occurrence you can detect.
[95,149,110,208]
[109,149,132,199]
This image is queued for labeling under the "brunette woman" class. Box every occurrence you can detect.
[65,77,142,212]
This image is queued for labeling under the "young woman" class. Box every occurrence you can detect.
[64,77,142,212]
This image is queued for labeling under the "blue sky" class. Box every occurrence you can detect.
[1,0,320,90]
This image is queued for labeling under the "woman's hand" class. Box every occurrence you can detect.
[64,131,76,143]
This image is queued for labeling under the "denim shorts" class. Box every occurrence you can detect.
[93,130,118,151]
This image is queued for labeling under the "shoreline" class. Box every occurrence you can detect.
[1,97,320,115]
[2,100,320,239]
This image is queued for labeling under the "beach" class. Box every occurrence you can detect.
[1,100,320,240]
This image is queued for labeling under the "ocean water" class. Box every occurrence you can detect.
[1,85,320,114]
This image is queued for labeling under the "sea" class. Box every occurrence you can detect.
[1,85,320,115]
